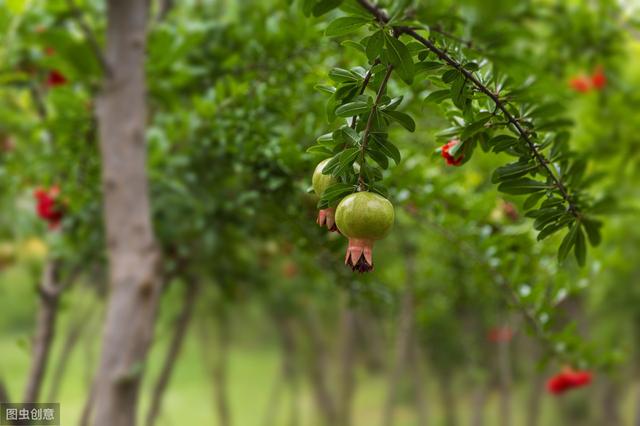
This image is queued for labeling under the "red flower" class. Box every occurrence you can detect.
[46,70,67,87]
[569,75,592,93]
[546,368,592,395]
[488,326,514,343]
[591,66,606,90]
[440,139,463,166]
[34,186,64,229]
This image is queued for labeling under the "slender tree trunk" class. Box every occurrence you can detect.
[0,378,10,403]
[91,0,161,425]
[47,306,92,401]
[470,381,489,426]
[263,314,300,426]
[145,279,199,426]
[212,312,232,426]
[601,378,621,426]
[337,300,357,426]
[381,243,417,426]
[497,329,512,426]
[439,374,458,426]
[23,259,62,403]
[410,340,428,426]
[525,372,544,426]
[634,381,640,426]
[302,311,337,426]
[356,311,386,373]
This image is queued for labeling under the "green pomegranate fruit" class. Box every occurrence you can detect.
[335,192,394,272]
[312,158,336,197]
[312,158,339,232]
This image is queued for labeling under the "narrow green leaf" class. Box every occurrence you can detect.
[558,222,578,263]
[574,225,587,266]
[582,218,602,247]
[423,89,450,104]
[498,178,550,195]
[371,135,401,165]
[366,30,384,61]
[384,34,414,84]
[335,101,370,117]
[380,109,416,132]
[326,16,370,37]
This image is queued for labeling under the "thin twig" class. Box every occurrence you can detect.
[358,64,393,190]
[64,0,110,75]
[350,59,381,129]
[356,0,579,217]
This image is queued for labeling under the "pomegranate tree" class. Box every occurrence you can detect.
[312,158,338,231]
[335,192,394,273]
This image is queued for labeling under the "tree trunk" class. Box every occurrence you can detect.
[410,339,428,426]
[212,312,232,426]
[23,259,62,403]
[145,279,199,426]
[497,329,512,426]
[470,382,489,426]
[47,305,93,401]
[634,381,640,426]
[264,314,300,426]
[601,378,621,426]
[91,0,161,424]
[0,378,10,403]
[381,243,417,426]
[302,311,337,426]
[337,300,357,426]
[439,374,458,426]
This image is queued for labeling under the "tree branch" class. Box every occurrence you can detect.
[64,0,110,75]
[358,64,393,190]
[356,0,579,217]
[350,59,380,129]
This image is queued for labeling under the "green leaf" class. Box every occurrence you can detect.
[537,217,572,241]
[384,34,414,84]
[334,148,361,176]
[523,192,544,210]
[326,16,370,37]
[321,183,355,205]
[558,222,579,263]
[314,84,336,94]
[367,148,389,169]
[498,178,550,195]
[574,225,587,266]
[415,61,443,74]
[423,89,450,104]
[380,110,416,132]
[313,0,344,16]
[366,30,384,61]
[490,134,519,152]
[582,218,602,246]
[329,68,361,83]
[335,101,370,117]
[341,40,366,53]
[306,145,333,155]
[491,161,537,183]
[371,135,401,165]
[450,74,467,108]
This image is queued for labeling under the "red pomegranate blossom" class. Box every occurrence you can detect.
[46,70,67,87]
[546,368,592,395]
[591,66,606,90]
[569,75,592,93]
[440,139,463,166]
[34,186,64,229]
[487,326,514,343]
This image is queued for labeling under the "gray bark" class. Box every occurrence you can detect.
[23,260,62,403]
[303,311,337,426]
[381,243,417,426]
[337,302,357,426]
[47,305,93,401]
[212,312,231,426]
[497,329,512,426]
[145,279,199,426]
[470,383,488,426]
[0,378,9,403]
[91,0,161,424]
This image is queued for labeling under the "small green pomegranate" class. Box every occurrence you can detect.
[335,191,394,272]
[312,158,338,232]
